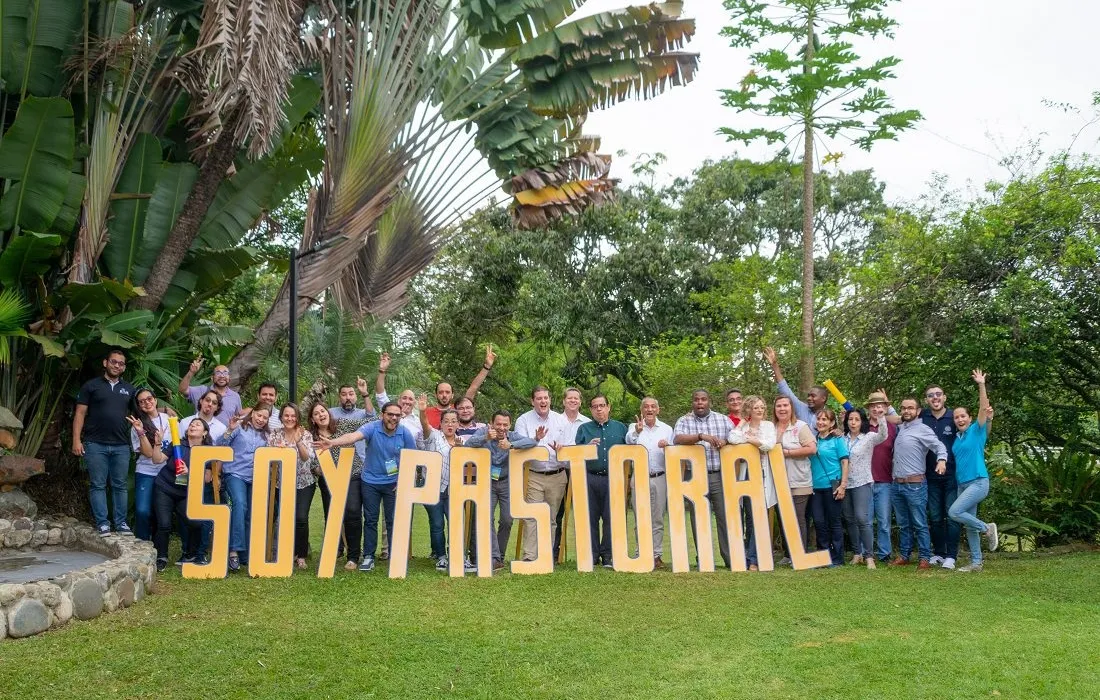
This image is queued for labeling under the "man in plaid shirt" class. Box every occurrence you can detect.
[673,390,735,569]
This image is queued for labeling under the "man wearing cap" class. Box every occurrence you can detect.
[865,390,899,563]
[890,397,948,570]
[921,383,962,569]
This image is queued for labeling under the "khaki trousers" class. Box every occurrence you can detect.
[521,470,568,561]
[632,472,668,558]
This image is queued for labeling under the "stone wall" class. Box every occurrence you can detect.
[0,516,157,640]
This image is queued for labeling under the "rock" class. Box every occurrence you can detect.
[117,578,135,607]
[0,485,38,519]
[0,609,6,640]
[0,518,10,536]
[46,527,62,545]
[95,570,110,592]
[6,597,50,638]
[54,592,73,625]
[128,564,141,582]
[61,527,76,546]
[5,528,32,548]
[0,583,25,605]
[71,579,104,621]
[104,588,119,613]
[0,454,45,488]
[36,582,61,608]
[134,578,145,602]
[30,528,48,546]
[0,428,16,449]
[12,516,31,530]
[109,565,128,583]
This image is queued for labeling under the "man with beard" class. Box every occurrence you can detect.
[890,397,948,570]
[763,347,829,435]
[921,383,961,569]
[454,397,486,440]
[423,345,497,429]
[179,357,242,426]
[329,377,377,423]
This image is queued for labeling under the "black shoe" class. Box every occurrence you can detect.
[156,558,168,572]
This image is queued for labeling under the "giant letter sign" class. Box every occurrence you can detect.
[390,449,443,579]
[609,444,653,573]
[249,447,297,578]
[766,446,831,570]
[315,446,355,578]
[183,446,232,580]
[448,447,492,577]
[509,447,554,575]
[556,444,597,572]
[664,445,714,573]
[719,445,774,571]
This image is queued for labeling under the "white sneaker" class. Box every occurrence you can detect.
[463,558,477,574]
[435,556,448,571]
[985,523,999,551]
[941,557,956,570]
[929,555,944,566]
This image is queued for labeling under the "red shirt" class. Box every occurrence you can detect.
[870,420,898,483]
[424,405,448,430]
[728,413,742,427]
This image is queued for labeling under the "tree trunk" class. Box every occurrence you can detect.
[226,275,295,390]
[133,113,241,311]
[798,18,816,395]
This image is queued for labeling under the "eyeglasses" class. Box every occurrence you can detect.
[925,391,944,398]
[383,412,402,419]
[138,396,156,403]
[213,370,230,377]
[107,359,126,367]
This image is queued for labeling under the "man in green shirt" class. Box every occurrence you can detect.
[575,394,628,568]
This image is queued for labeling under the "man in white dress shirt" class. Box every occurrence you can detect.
[514,386,568,562]
[552,387,590,561]
[626,397,674,569]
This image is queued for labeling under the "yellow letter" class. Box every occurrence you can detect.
[609,444,654,572]
[183,446,232,580]
[315,447,355,578]
[509,447,553,574]
[719,445,773,571]
[448,447,492,577]
[664,445,714,573]
[389,449,443,579]
[248,447,297,578]
[556,444,597,572]
[767,446,831,570]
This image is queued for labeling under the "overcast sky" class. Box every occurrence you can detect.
[578,0,1099,204]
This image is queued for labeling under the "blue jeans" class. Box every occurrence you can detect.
[842,483,873,558]
[423,499,446,559]
[84,442,131,529]
[133,473,157,541]
[361,480,396,560]
[949,478,989,565]
[892,481,931,561]
[224,475,253,560]
[871,482,893,561]
[928,477,960,559]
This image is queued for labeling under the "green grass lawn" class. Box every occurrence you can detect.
[3,505,1099,699]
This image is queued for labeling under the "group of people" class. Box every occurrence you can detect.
[72,344,999,575]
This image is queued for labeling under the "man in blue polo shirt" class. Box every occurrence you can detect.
[72,348,137,537]
[921,383,961,569]
[314,402,415,572]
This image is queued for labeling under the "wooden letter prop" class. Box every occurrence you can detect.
[609,444,654,573]
[389,449,443,579]
[719,445,774,572]
[448,447,492,577]
[556,444,597,572]
[509,447,554,574]
[767,446,831,570]
[248,447,297,577]
[315,447,355,578]
[183,446,232,579]
[664,445,714,573]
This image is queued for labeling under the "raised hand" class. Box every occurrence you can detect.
[484,343,496,369]
[972,368,986,385]
[379,352,391,373]
[635,414,643,433]
[763,346,777,365]
[417,393,429,412]
[356,375,369,395]
[189,356,204,375]
[125,415,144,431]
[534,425,548,441]
[877,387,890,405]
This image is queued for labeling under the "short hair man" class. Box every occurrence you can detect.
[454,396,485,439]
[627,397,674,568]
[179,357,243,426]
[673,389,735,569]
[552,387,590,561]
[921,383,961,569]
[465,410,537,569]
[725,389,744,427]
[314,401,416,572]
[889,397,948,570]
[763,347,828,434]
[330,377,378,423]
[513,386,569,562]
[575,395,628,568]
[423,345,497,429]
[257,383,282,429]
[73,348,137,536]
[372,353,423,441]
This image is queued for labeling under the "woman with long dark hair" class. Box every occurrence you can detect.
[808,409,850,567]
[842,407,888,568]
[128,388,169,541]
[268,403,314,570]
[309,403,365,571]
[948,369,998,572]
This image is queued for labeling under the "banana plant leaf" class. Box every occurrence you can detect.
[102,133,163,281]
[0,0,84,97]
[0,97,75,230]
[0,231,63,286]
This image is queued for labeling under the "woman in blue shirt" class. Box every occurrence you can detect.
[948,369,998,572]
[217,404,272,572]
[808,409,850,566]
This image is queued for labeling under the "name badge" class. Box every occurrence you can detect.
[385,458,398,476]
[490,465,502,481]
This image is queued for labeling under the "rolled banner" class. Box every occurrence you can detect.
[168,416,188,486]
[822,379,854,412]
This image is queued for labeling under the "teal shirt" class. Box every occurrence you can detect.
[809,435,849,489]
[952,420,989,483]
[574,420,628,474]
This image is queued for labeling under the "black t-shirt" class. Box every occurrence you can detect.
[76,376,137,445]
[920,407,957,479]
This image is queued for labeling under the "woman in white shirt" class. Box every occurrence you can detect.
[130,388,169,542]
[728,395,776,570]
[843,408,889,568]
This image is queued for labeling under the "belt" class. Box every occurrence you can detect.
[534,468,566,476]
[589,471,608,476]
[649,471,665,478]
[894,475,925,484]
